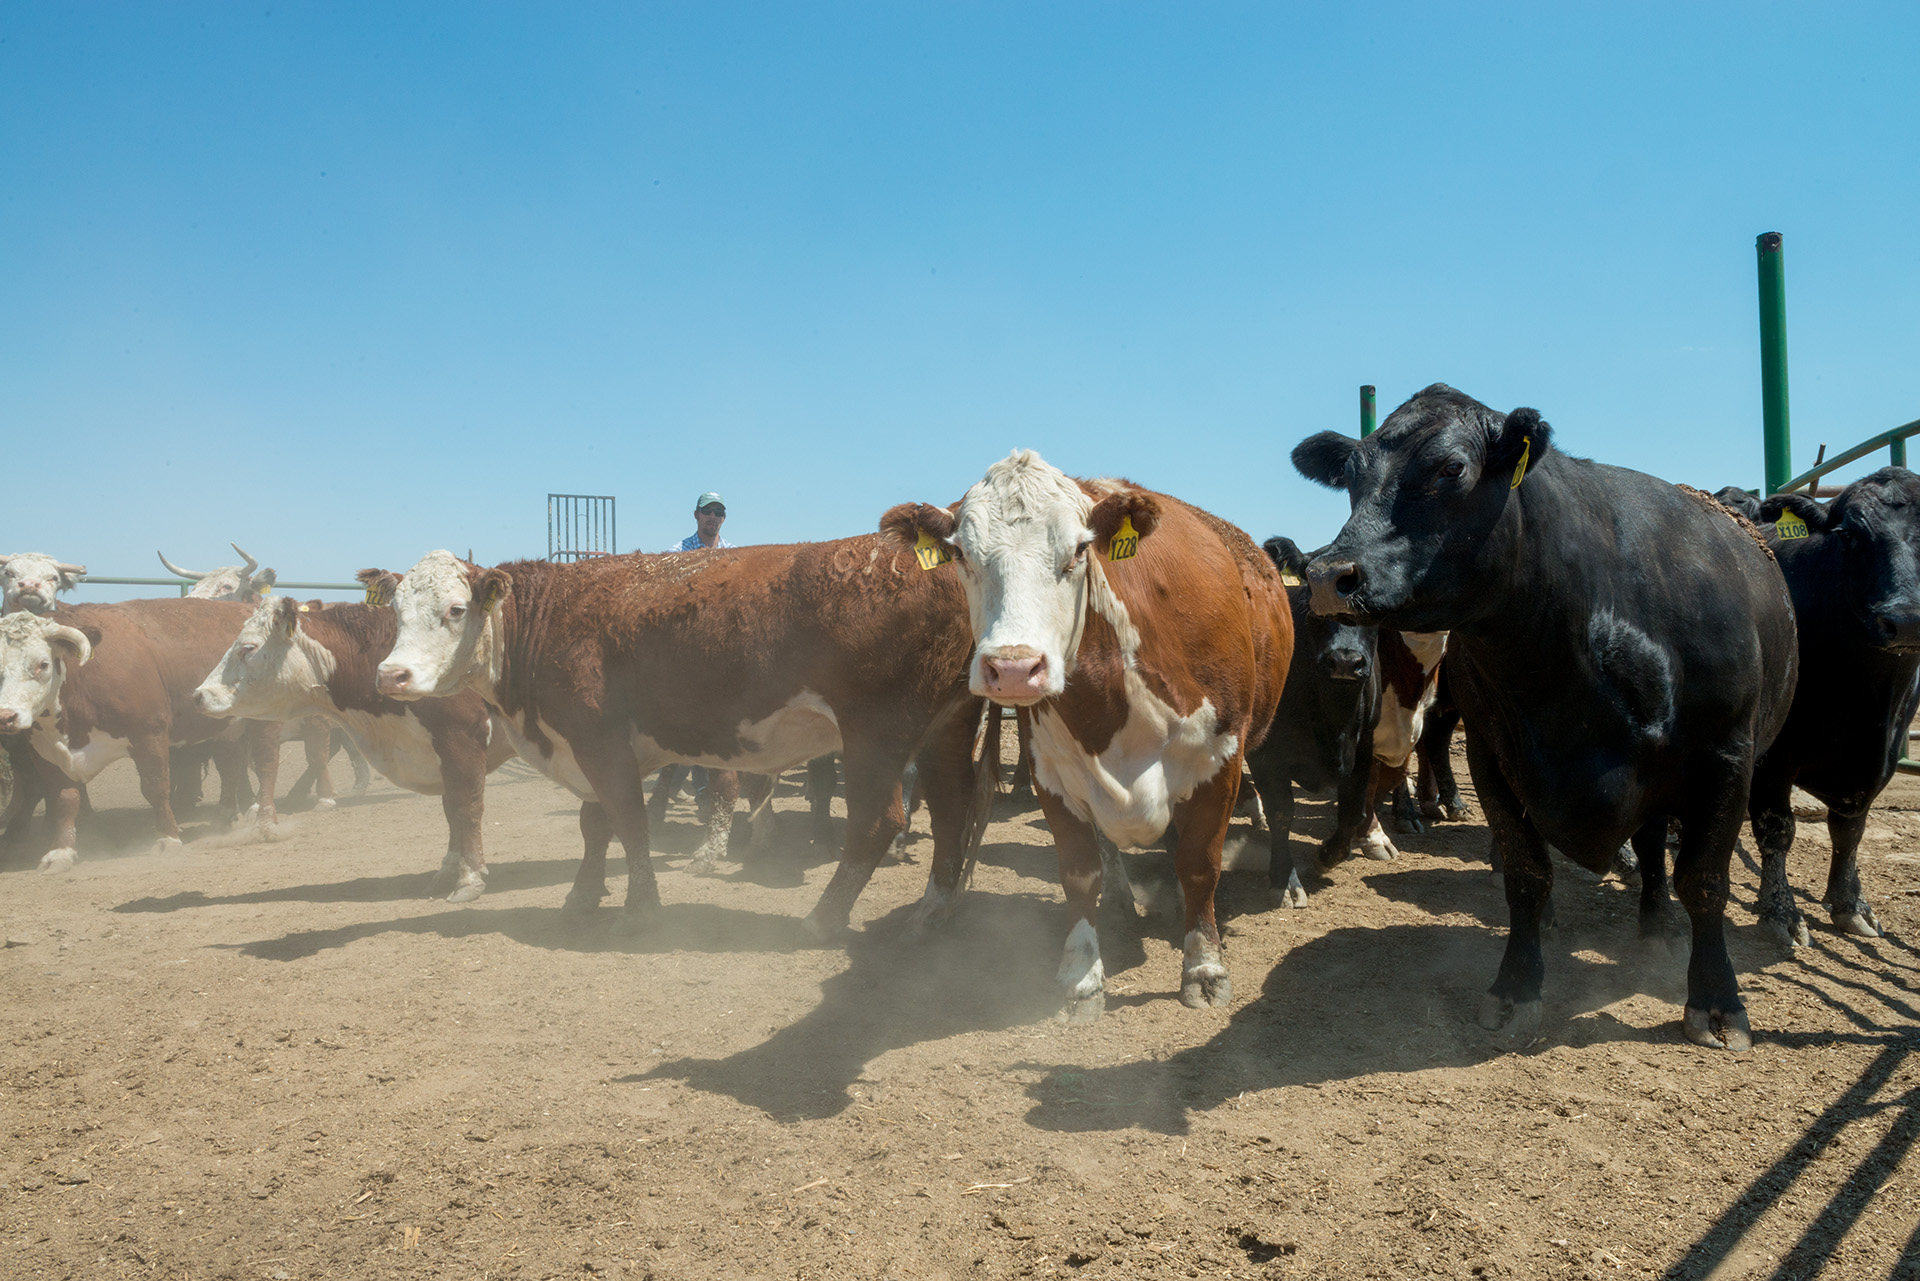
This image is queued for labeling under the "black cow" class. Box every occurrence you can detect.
[1295,384,1797,1051]
[1715,472,1920,946]
[1244,537,1382,908]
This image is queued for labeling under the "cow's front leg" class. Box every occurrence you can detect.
[904,708,984,939]
[33,753,80,873]
[1747,761,1807,948]
[1355,759,1401,862]
[688,769,739,874]
[1171,763,1237,1009]
[805,754,837,845]
[570,741,660,930]
[1673,765,1752,1051]
[127,733,185,851]
[563,801,615,913]
[1465,732,1549,1041]
[1243,749,1302,908]
[1822,803,1881,938]
[247,721,281,833]
[807,732,910,939]
[431,724,489,903]
[1632,815,1688,955]
[1031,781,1108,1022]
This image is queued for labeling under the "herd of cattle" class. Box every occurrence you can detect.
[4,384,1918,1054]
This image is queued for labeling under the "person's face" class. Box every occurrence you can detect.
[697,504,726,538]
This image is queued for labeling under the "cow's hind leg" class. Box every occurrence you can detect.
[131,734,185,851]
[1674,768,1752,1052]
[430,724,490,903]
[1027,782,1108,1021]
[903,709,987,939]
[1633,815,1689,955]
[1466,732,1550,1041]
[806,754,837,846]
[561,801,616,913]
[1822,803,1881,938]
[688,769,738,874]
[34,753,81,873]
[806,732,911,940]
[1748,763,1808,948]
[1171,762,1239,1009]
[1244,749,1301,908]
[568,744,660,929]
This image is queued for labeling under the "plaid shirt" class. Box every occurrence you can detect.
[675,532,734,551]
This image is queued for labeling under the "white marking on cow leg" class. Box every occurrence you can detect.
[152,836,183,855]
[1179,928,1232,1009]
[688,806,732,875]
[902,875,956,941]
[315,796,337,811]
[1057,918,1106,1024]
[38,847,77,874]
[1360,813,1401,861]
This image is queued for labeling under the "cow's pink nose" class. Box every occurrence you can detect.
[0,709,20,732]
[376,666,412,695]
[982,654,1048,700]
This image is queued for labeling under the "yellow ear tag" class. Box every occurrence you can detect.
[258,584,271,596]
[1510,439,1531,490]
[363,585,383,606]
[297,603,309,613]
[1774,511,1809,541]
[1279,570,1304,587]
[913,528,953,572]
[1106,515,1140,562]
[480,584,503,614]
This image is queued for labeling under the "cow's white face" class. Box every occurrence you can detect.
[376,551,506,700]
[1,553,82,617]
[195,596,325,720]
[186,566,270,602]
[947,452,1101,704]
[0,613,92,735]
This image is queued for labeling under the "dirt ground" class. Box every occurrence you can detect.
[2,734,1918,1281]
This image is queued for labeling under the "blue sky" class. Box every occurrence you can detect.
[5,3,1917,595]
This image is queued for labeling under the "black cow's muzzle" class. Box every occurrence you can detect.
[1320,649,1369,681]
[1307,559,1364,617]
[1874,613,1920,650]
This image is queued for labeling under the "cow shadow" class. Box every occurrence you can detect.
[630,887,1103,1120]
[112,855,597,913]
[219,896,823,963]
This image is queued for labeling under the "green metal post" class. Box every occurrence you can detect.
[1757,232,1792,493]
[1893,436,1909,470]
[1360,385,1377,438]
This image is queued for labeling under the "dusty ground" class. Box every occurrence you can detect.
[2,737,1918,1281]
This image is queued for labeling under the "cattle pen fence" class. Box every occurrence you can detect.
[1751,231,1920,776]
[70,576,364,598]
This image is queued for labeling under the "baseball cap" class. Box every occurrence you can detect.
[695,491,725,512]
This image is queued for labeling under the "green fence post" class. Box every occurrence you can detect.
[1893,436,1908,470]
[1757,232,1792,494]
[1360,385,1377,438]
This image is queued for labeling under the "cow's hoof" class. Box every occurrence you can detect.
[1476,994,1542,1042]
[1442,797,1471,821]
[686,856,720,878]
[1392,813,1426,836]
[1057,990,1105,1025]
[38,847,78,874]
[1683,1004,1752,1052]
[801,911,852,944]
[560,890,603,915]
[153,836,184,854]
[1760,912,1810,950]
[1832,903,1883,938]
[1179,967,1232,1010]
[1361,835,1401,862]
[315,797,337,811]
[1271,871,1308,910]
[444,882,485,905]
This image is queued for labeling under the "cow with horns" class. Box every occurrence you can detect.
[880,451,1293,1019]
[0,553,90,855]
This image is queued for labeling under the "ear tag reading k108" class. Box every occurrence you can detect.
[1775,511,1809,541]
[1106,516,1140,562]
[913,529,952,571]
[1510,439,1531,490]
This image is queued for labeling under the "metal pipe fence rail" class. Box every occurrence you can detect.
[73,576,363,597]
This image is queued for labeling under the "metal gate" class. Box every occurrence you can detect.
[547,494,617,562]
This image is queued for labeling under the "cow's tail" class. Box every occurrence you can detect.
[957,702,1001,891]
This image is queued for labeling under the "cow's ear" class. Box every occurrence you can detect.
[1262,536,1310,580]
[272,594,302,637]
[878,502,957,550]
[1492,408,1553,487]
[1757,492,1830,533]
[46,624,92,666]
[1292,432,1360,489]
[471,567,513,614]
[1089,489,1161,557]
[356,568,400,607]
[1712,487,1763,521]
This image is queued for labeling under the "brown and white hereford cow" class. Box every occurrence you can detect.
[367,544,990,935]
[1357,629,1447,860]
[194,595,519,901]
[0,600,280,871]
[881,450,1294,1019]
[0,553,90,850]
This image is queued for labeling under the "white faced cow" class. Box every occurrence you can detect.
[157,543,276,602]
[0,553,88,618]
[881,450,1294,1019]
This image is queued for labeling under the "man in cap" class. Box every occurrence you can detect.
[677,492,734,551]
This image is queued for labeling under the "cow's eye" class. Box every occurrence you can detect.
[33,660,49,677]
[1439,460,1465,480]
[447,603,467,623]
[238,644,256,658]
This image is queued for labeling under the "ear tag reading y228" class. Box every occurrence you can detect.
[1510,439,1531,490]
[913,529,952,571]
[364,585,383,606]
[1106,516,1140,562]
[1774,511,1809,541]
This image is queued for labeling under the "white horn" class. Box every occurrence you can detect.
[157,551,209,580]
[54,562,87,576]
[230,543,259,577]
